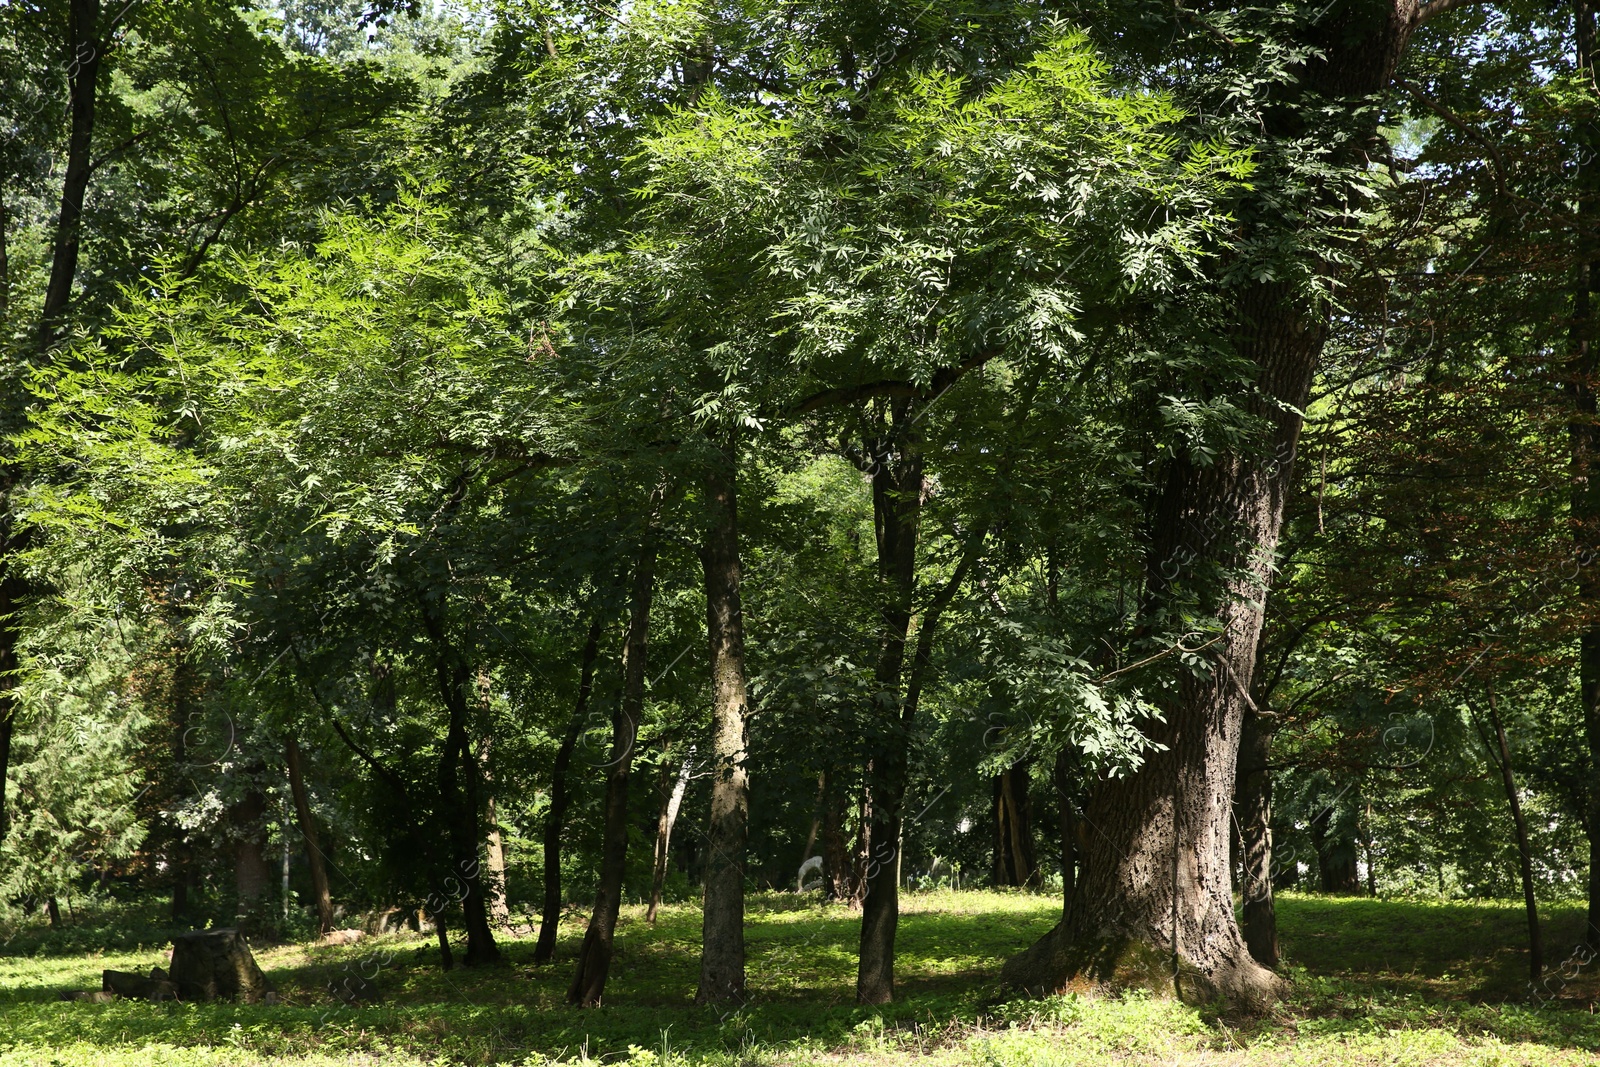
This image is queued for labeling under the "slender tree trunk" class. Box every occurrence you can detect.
[992,760,1037,887]
[0,686,12,848]
[1484,686,1543,982]
[435,908,454,971]
[799,775,823,889]
[698,440,752,1005]
[854,429,922,1006]
[285,736,335,936]
[570,499,661,1006]
[1572,0,1600,954]
[0,202,9,322]
[648,744,695,923]
[1234,705,1278,967]
[820,767,857,903]
[1363,804,1378,897]
[484,791,509,927]
[534,618,602,964]
[475,681,510,927]
[45,896,61,927]
[40,0,104,344]
[856,494,982,1005]
[1054,751,1080,917]
[418,595,501,968]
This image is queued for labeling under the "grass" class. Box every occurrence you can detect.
[2,889,1600,1065]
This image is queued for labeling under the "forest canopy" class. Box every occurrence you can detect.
[6,0,1600,1040]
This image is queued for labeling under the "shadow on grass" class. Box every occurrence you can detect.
[0,892,1060,1064]
[9,891,1600,1062]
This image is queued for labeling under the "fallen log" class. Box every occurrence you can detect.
[102,968,178,1001]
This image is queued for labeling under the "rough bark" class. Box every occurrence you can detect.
[285,736,335,936]
[40,0,104,344]
[1000,2,1429,1011]
[648,744,695,923]
[698,441,752,1004]
[1573,0,1600,953]
[1234,705,1279,967]
[569,501,661,1006]
[534,617,602,964]
[992,761,1038,887]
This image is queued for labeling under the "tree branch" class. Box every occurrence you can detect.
[1412,0,1483,27]
[786,349,1002,416]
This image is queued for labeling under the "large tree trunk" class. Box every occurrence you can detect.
[648,744,695,923]
[232,785,273,934]
[285,736,335,936]
[1234,705,1279,967]
[1000,2,1427,1011]
[1572,0,1600,953]
[569,501,661,1006]
[534,617,602,964]
[992,761,1037,887]
[697,440,752,1004]
[40,0,104,344]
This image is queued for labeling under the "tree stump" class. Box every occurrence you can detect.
[169,928,270,1003]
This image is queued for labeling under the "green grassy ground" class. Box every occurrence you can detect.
[3,890,1600,1065]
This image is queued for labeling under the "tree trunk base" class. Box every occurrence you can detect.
[169,928,271,1003]
[1000,921,1284,1012]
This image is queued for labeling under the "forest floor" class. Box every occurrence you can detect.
[3,889,1600,1065]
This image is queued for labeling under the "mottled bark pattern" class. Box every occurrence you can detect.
[698,447,751,1004]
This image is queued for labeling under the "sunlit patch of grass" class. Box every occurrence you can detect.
[4,890,1600,1065]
